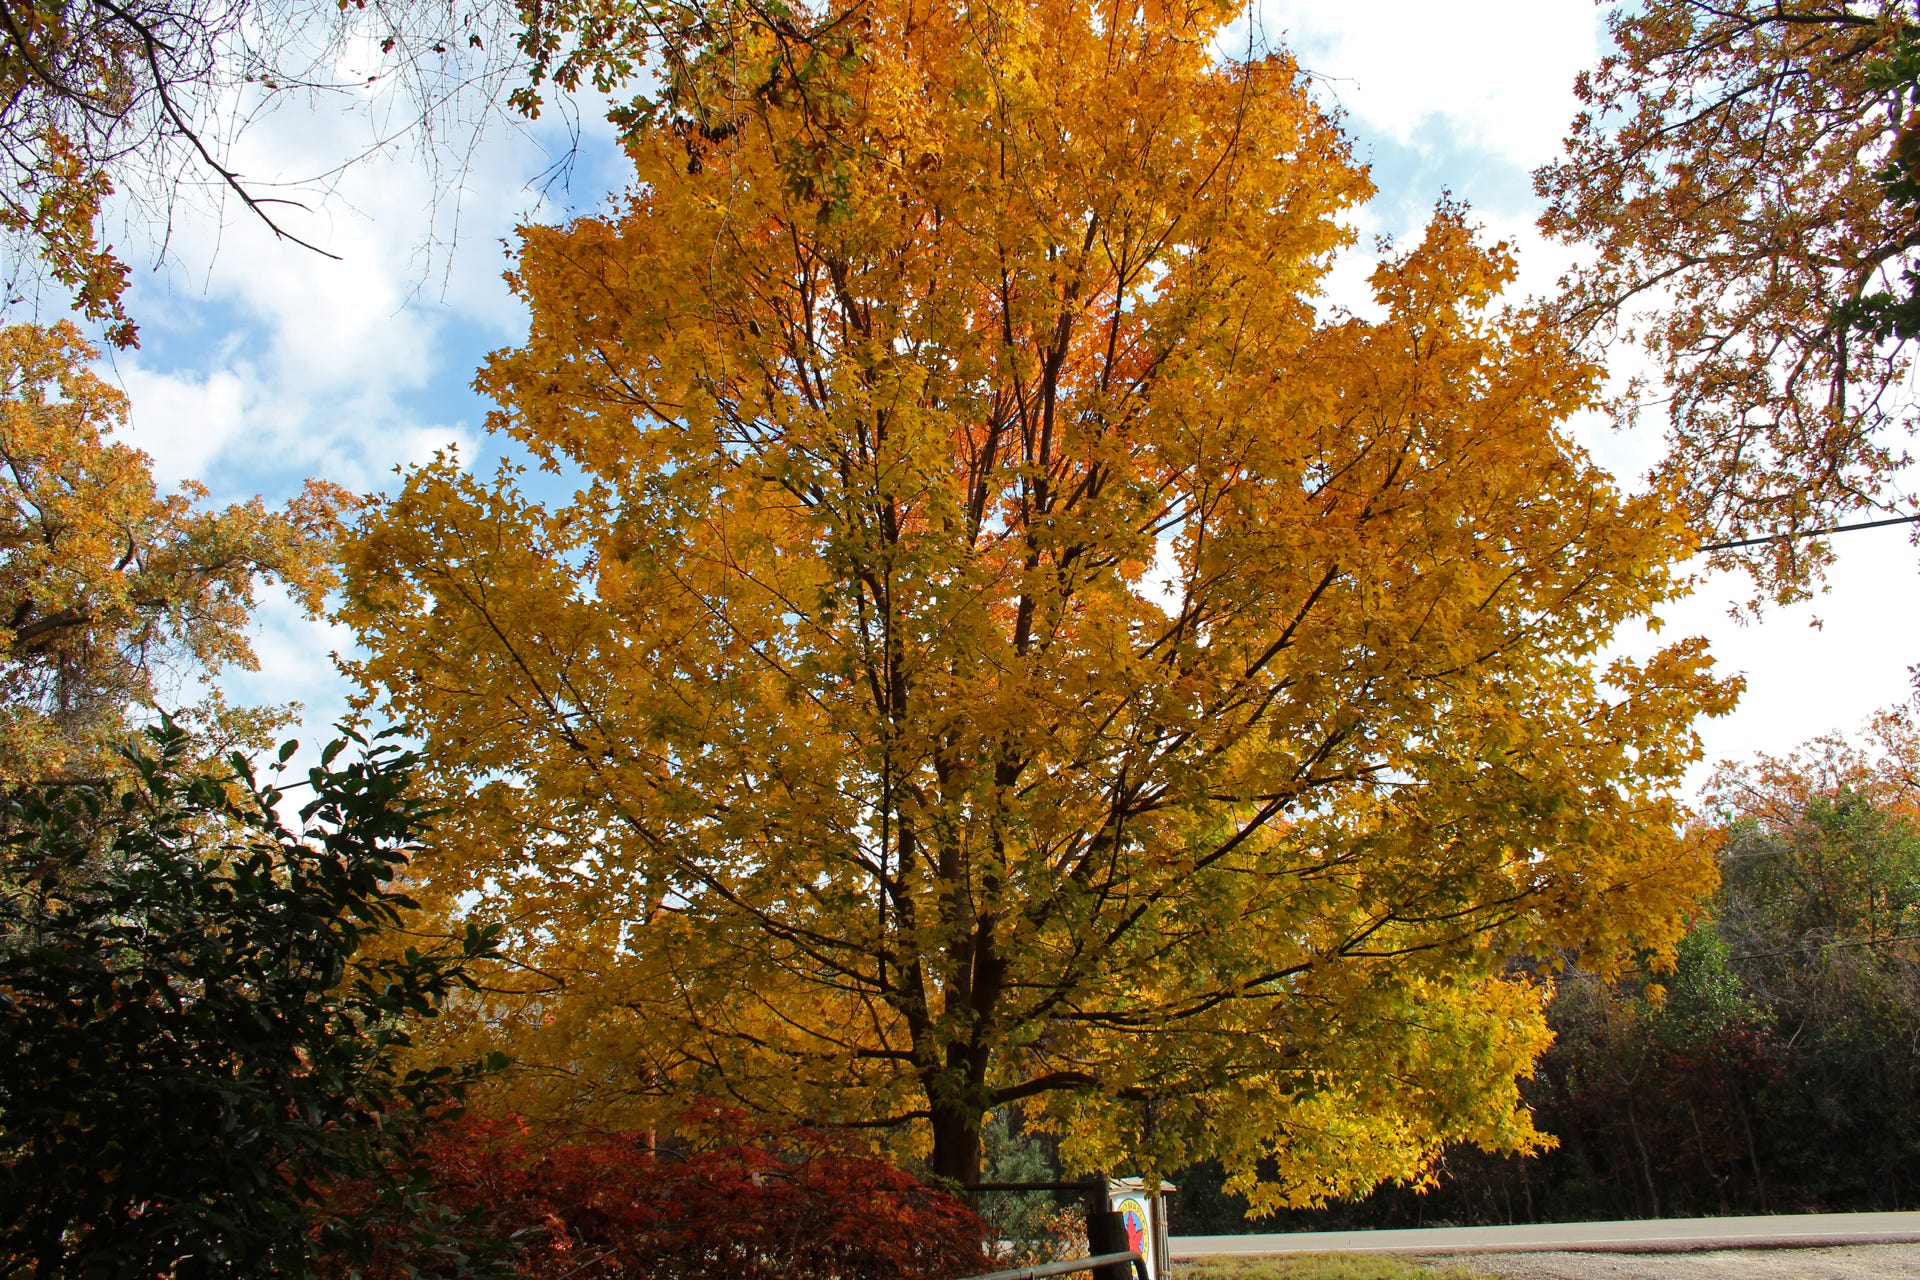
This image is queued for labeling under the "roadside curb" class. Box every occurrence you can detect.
[1413,1233,1920,1256]
[1171,1213,1920,1259]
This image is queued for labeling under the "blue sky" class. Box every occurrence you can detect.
[95,0,1920,790]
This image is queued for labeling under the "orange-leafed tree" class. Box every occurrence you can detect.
[0,321,345,782]
[344,0,1738,1200]
[1538,1,1920,599]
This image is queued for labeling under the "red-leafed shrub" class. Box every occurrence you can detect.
[418,1106,991,1280]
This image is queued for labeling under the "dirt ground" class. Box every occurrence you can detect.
[1433,1243,1920,1280]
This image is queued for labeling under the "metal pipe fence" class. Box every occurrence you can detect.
[954,1249,1150,1280]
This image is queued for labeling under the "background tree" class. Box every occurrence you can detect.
[1832,26,1920,345]
[0,320,344,784]
[977,1110,1082,1264]
[0,720,504,1277]
[344,0,1736,1198]
[1172,709,1920,1229]
[1700,713,1920,1207]
[1539,0,1920,600]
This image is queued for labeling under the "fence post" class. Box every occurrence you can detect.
[1083,1176,1130,1280]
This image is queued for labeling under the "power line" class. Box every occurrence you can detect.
[1699,512,1920,553]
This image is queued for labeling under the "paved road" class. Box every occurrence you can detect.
[1170,1211,1920,1258]
[1450,1243,1920,1279]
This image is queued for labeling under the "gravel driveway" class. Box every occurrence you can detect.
[1436,1243,1920,1279]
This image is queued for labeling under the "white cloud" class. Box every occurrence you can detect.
[108,64,608,494]
[1250,0,1598,169]
[114,353,475,500]
[117,363,254,490]
[221,584,359,717]
[1624,531,1920,791]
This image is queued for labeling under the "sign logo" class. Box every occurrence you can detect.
[1115,1196,1148,1255]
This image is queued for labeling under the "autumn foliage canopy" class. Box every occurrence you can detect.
[344,0,1737,1202]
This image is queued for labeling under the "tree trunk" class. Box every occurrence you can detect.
[1625,1094,1662,1218]
[928,1098,984,1186]
[1687,1101,1728,1215]
[1732,1090,1768,1212]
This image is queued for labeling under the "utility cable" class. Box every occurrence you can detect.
[1699,512,1920,553]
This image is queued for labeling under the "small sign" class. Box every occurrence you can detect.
[1107,1178,1173,1280]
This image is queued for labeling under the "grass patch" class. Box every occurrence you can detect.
[1173,1253,1486,1280]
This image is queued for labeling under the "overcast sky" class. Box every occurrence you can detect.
[100,0,1919,794]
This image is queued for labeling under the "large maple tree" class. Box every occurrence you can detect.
[345,0,1737,1197]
